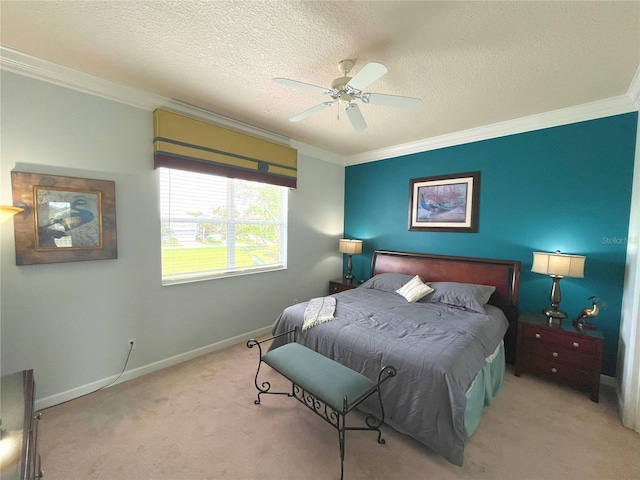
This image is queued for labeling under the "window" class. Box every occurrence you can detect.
[159,168,288,285]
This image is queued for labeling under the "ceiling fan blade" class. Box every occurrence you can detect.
[345,103,367,131]
[360,92,423,110]
[289,101,335,122]
[273,77,332,95]
[346,62,388,92]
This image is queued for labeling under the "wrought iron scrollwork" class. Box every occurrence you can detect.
[247,332,296,405]
[247,332,397,480]
[246,339,269,404]
[293,385,341,429]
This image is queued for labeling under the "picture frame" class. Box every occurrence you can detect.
[408,171,480,232]
[10,172,118,265]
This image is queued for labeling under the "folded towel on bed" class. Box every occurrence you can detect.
[302,296,337,330]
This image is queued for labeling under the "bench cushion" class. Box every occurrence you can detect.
[263,342,376,412]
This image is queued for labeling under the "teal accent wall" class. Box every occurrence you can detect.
[344,113,638,376]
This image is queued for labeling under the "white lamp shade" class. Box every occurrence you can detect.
[339,239,363,255]
[532,251,585,278]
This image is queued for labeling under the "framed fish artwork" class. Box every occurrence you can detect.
[10,172,117,265]
[408,171,480,232]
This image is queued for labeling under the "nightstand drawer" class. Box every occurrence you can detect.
[515,313,604,402]
[520,354,593,390]
[328,280,357,294]
[521,325,599,355]
[521,341,598,368]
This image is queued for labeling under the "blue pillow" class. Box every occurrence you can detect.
[360,273,415,294]
[424,282,495,313]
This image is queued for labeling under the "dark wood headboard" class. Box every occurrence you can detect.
[370,250,521,363]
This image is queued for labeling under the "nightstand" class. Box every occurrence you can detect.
[515,312,603,402]
[328,279,358,295]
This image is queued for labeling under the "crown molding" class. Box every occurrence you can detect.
[0,47,293,149]
[0,46,167,109]
[345,93,639,165]
[290,141,343,165]
[0,47,343,163]
[628,64,640,110]
[2,47,638,167]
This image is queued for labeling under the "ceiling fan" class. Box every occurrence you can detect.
[274,59,423,131]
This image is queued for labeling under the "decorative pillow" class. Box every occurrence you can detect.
[425,282,496,313]
[360,273,415,293]
[396,275,434,303]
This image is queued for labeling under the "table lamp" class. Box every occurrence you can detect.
[532,250,585,326]
[339,239,363,283]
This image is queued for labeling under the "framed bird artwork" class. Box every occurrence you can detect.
[10,171,117,265]
[408,171,480,232]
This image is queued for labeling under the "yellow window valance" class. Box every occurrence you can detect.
[153,109,297,188]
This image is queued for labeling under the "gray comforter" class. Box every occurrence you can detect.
[269,286,508,466]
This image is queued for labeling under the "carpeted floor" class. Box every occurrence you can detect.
[39,339,640,480]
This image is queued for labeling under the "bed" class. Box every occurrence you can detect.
[269,250,521,466]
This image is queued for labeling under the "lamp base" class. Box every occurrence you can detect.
[543,308,567,327]
[344,254,354,283]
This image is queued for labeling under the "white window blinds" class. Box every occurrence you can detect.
[159,168,288,285]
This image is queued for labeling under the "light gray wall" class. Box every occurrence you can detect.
[0,71,345,408]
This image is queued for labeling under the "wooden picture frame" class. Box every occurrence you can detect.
[408,171,480,232]
[10,172,117,265]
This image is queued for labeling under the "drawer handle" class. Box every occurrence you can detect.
[551,368,557,373]
[552,352,558,357]
[573,342,580,348]
[535,333,541,339]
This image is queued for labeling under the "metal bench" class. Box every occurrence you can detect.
[247,328,397,480]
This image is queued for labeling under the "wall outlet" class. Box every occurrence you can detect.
[128,338,136,349]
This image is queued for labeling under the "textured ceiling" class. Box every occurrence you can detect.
[1,1,639,157]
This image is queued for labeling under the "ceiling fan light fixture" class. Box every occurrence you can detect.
[339,93,353,103]
[274,59,423,130]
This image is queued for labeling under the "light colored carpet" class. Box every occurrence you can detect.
[39,339,640,480]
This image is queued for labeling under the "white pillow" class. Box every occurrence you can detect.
[396,275,434,303]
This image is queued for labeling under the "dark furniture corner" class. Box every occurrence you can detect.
[515,312,603,402]
[329,278,358,295]
[0,369,42,480]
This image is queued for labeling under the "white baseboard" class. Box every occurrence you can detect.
[36,339,618,412]
[35,325,272,411]
[601,374,616,388]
